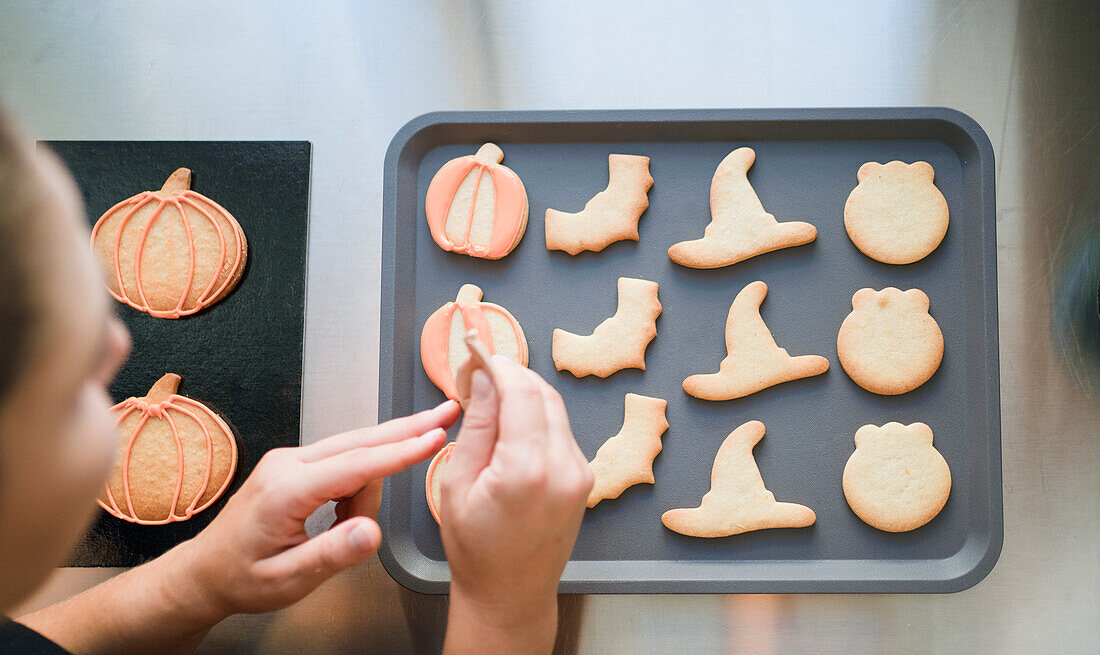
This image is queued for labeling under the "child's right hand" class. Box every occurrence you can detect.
[438,357,592,653]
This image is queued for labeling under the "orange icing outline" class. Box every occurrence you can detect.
[90,169,246,319]
[425,144,527,259]
[424,442,455,524]
[420,285,525,402]
[97,374,239,525]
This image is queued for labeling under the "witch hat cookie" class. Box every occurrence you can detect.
[683,281,828,400]
[662,420,815,537]
[668,147,816,268]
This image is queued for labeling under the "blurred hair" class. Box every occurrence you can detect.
[0,109,43,403]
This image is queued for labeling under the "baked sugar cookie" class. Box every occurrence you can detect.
[586,393,669,508]
[425,441,455,524]
[843,422,951,532]
[683,281,829,401]
[91,168,248,318]
[661,420,815,537]
[844,161,948,264]
[545,154,653,254]
[421,284,528,402]
[97,374,238,525]
[837,288,943,395]
[425,143,529,259]
[668,148,816,268]
[552,277,661,378]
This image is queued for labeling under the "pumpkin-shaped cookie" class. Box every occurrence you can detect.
[420,284,528,402]
[844,161,949,264]
[425,143,529,259]
[425,442,455,524]
[837,288,943,395]
[91,168,248,318]
[843,422,951,532]
[97,373,238,525]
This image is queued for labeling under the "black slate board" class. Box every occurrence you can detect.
[41,141,310,567]
[377,109,1002,593]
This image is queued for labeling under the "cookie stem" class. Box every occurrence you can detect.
[161,168,192,194]
[456,284,484,305]
[146,373,182,402]
[474,143,503,165]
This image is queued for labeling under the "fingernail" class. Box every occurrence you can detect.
[434,399,458,412]
[472,370,492,400]
[348,523,376,554]
[420,427,445,441]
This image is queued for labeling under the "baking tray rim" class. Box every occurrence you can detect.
[377,107,1002,594]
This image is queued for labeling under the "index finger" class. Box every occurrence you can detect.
[280,428,448,520]
[298,400,459,462]
[492,357,550,454]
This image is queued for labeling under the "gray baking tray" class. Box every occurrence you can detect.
[377,108,1001,593]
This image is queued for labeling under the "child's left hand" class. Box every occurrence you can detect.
[168,400,459,620]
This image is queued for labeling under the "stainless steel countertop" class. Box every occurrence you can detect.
[3,1,1097,652]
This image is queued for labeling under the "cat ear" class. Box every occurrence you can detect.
[851,288,877,309]
[856,162,881,182]
[911,161,935,181]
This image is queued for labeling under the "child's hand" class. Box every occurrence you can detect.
[439,357,593,653]
[172,400,460,619]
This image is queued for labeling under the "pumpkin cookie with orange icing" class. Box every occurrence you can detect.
[97,373,238,525]
[421,284,528,403]
[545,154,653,254]
[91,168,247,318]
[425,143,529,259]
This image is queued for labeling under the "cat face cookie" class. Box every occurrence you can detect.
[843,422,951,532]
[97,374,238,525]
[425,143,529,259]
[90,168,248,318]
[545,154,653,254]
[837,288,943,395]
[844,161,949,264]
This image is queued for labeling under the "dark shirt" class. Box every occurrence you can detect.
[0,619,70,654]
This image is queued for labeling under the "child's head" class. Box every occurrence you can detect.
[0,110,130,613]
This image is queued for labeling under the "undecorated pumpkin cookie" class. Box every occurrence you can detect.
[683,280,829,401]
[587,393,669,508]
[97,373,238,525]
[661,420,815,537]
[91,168,248,318]
[843,422,951,532]
[668,147,816,268]
[425,143,529,259]
[837,287,943,395]
[844,161,948,264]
[552,277,661,378]
[425,442,455,524]
[421,284,528,402]
[545,154,653,254]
